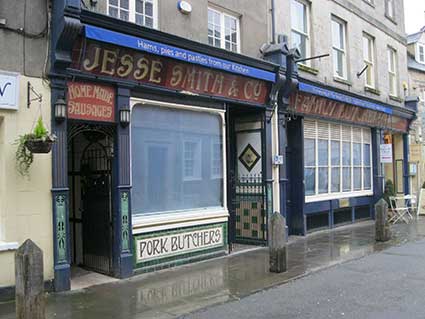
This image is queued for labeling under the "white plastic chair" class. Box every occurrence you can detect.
[388,196,413,224]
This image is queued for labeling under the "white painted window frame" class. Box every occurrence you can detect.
[331,16,348,80]
[208,7,241,53]
[107,0,158,29]
[182,137,202,182]
[417,43,425,64]
[385,0,395,19]
[304,120,373,203]
[290,0,310,66]
[363,33,376,88]
[129,98,228,233]
[387,46,398,97]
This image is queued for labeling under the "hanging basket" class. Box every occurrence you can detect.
[25,135,56,154]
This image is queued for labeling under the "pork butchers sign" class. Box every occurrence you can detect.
[67,82,115,122]
[135,224,224,263]
[72,40,271,105]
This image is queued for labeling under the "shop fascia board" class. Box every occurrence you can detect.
[78,9,279,75]
[297,77,416,120]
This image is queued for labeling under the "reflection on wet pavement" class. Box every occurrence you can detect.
[2,219,425,319]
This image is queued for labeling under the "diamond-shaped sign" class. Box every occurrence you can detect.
[239,144,261,172]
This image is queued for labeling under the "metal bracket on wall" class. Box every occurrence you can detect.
[27,81,42,108]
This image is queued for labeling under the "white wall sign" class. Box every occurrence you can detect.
[380,144,393,163]
[136,225,224,262]
[0,71,19,111]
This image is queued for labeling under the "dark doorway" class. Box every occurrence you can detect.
[227,106,267,246]
[68,124,115,275]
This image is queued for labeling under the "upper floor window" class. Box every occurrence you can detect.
[417,44,425,64]
[385,0,395,19]
[363,0,374,4]
[291,0,310,63]
[331,17,347,79]
[387,46,398,97]
[208,7,240,53]
[362,33,375,88]
[107,0,157,28]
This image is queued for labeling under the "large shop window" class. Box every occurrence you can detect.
[304,120,373,201]
[131,104,224,215]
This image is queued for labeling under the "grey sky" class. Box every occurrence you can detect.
[404,0,425,34]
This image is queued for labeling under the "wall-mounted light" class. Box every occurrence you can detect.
[54,98,67,122]
[177,0,192,14]
[119,108,131,127]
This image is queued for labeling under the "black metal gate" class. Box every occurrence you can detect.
[81,141,113,275]
[234,174,267,244]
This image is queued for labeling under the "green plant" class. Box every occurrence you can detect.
[33,117,48,139]
[382,179,395,205]
[15,117,55,177]
[15,134,34,177]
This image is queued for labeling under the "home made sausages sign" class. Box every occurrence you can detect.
[67,82,115,122]
[135,225,224,263]
[72,40,271,105]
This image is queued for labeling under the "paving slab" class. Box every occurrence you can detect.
[1,218,425,319]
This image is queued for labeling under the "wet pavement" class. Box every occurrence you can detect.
[2,218,425,319]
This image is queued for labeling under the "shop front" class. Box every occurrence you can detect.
[50,15,281,290]
[286,81,416,235]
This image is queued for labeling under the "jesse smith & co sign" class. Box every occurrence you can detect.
[135,225,224,262]
[72,40,271,105]
[67,82,115,122]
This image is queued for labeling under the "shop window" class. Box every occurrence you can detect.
[303,120,373,202]
[387,46,398,97]
[107,0,157,28]
[211,142,222,179]
[183,139,201,181]
[362,33,375,88]
[331,16,347,79]
[131,104,224,215]
[208,7,240,53]
[291,0,310,64]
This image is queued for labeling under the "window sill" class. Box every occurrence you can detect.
[333,76,352,86]
[389,95,403,103]
[0,241,19,252]
[385,14,397,25]
[298,64,319,76]
[132,208,229,234]
[364,86,380,96]
[305,191,374,203]
[362,0,375,8]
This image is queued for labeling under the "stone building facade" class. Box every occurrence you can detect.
[0,0,53,291]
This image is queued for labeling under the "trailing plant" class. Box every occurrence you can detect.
[15,116,56,177]
[15,134,34,177]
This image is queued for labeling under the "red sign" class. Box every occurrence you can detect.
[290,92,409,132]
[71,40,271,105]
[67,82,115,122]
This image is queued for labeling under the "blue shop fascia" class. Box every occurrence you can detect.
[284,77,417,235]
[49,1,296,291]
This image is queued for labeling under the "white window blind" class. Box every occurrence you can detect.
[304,119,373,200]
